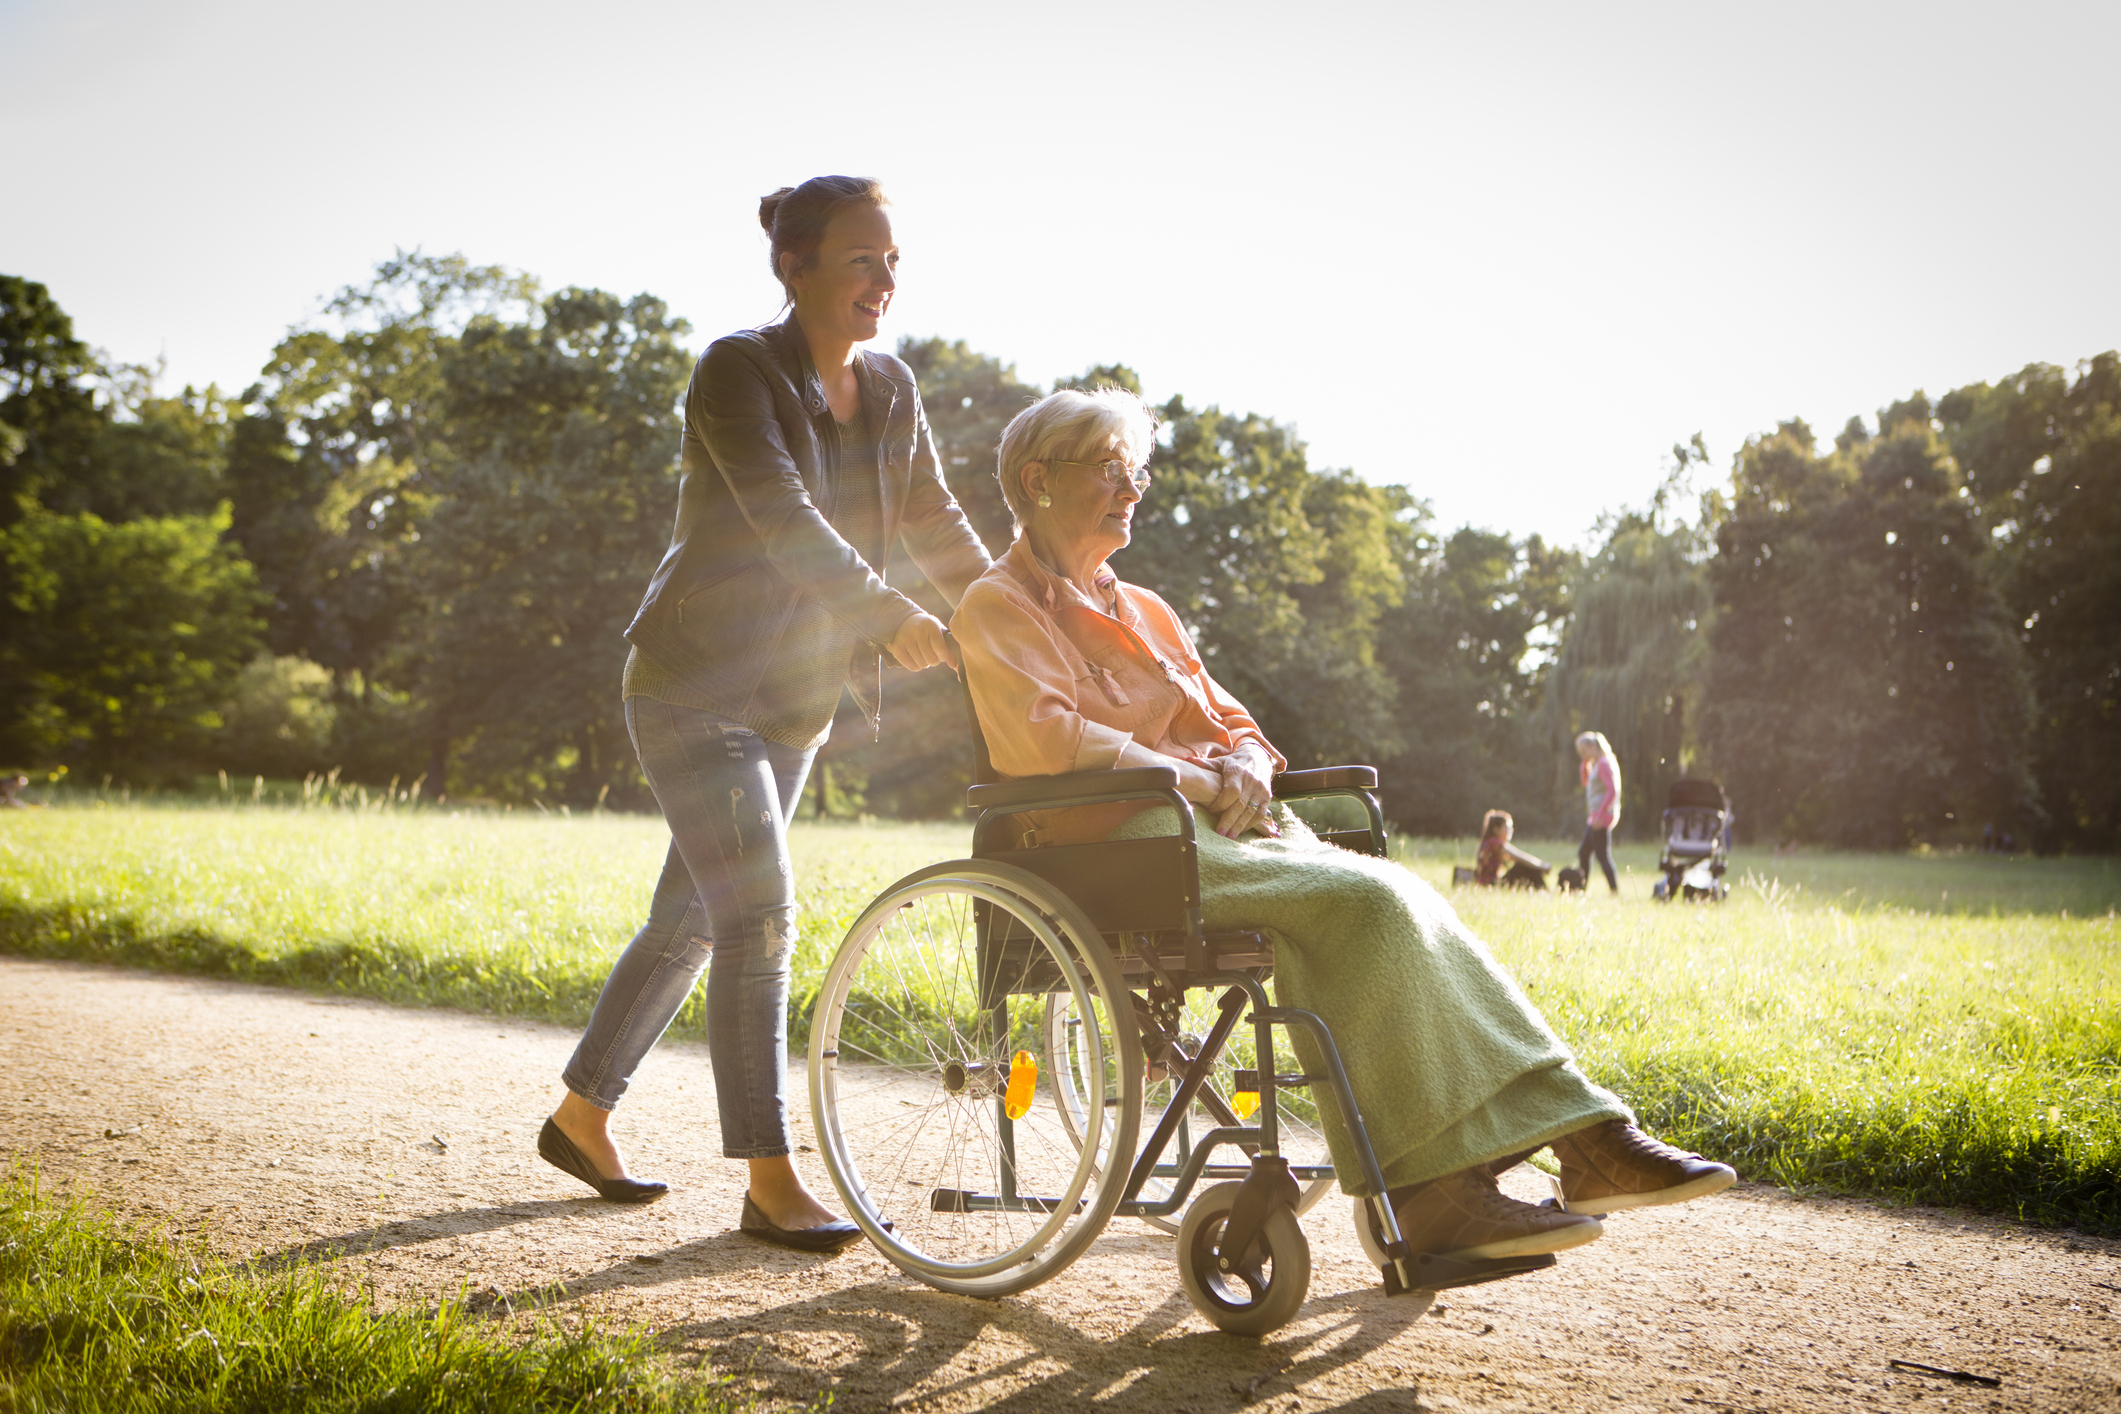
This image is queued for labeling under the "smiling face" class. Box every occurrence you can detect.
[785,203,897,345]
[1022,428,1147,571]
[789,201,903,347]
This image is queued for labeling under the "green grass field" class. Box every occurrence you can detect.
[2,801,2116,1234]
[0,1170,737,1412]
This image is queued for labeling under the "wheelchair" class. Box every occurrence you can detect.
[805,695,1555,1335]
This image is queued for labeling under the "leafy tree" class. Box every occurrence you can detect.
[1544,445,1714,838]
[1700,411,2037,846]
[74,364,233,521]
[221,407,322,654]
[1939,353,2121,851]
[0,275,101,523]
[1545,520,1708,838]
[216,653,338,780]
[0,504,262,779]
[410,287,690,805]
[233,252,541,783]
[1,279,231,524]
[1377,520,1579,836]
[895,336,1039,556]
[238,253,538,673]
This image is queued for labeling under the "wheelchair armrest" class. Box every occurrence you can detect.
[966,765,1179,812]
[1272,766,1378,798]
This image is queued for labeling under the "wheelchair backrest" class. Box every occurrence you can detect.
[962,670,1000,787]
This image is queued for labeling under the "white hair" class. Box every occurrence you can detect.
[994,388,1158,532]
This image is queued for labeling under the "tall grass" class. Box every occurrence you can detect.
[2,805,2116,1232]
[0,1169,737,1412]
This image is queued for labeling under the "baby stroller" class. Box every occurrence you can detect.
[1652,779,1730,902]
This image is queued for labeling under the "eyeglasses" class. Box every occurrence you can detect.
[1050,458,1152,492]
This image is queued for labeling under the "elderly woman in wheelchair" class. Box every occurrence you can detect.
[804,387,1733,1334]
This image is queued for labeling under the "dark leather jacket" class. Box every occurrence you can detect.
[624,315,992,733]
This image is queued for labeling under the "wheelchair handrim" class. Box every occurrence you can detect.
[808,870,1113,1283]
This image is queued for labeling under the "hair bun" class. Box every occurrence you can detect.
[758,187,795,234]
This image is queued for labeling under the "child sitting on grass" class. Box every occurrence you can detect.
[1476,810,1550,889]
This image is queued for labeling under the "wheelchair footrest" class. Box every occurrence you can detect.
[1382,1250,1557,1296]
[929,1188,1086,1215]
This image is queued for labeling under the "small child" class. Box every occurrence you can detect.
[1475,810,1550,889]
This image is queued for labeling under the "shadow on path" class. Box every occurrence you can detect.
[247,1197,608,1271]
[650,1278,1435,1411]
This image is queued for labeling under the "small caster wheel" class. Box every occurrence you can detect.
[1178,1181,1310,1336]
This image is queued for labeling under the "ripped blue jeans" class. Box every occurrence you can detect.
[560,698,818,1158]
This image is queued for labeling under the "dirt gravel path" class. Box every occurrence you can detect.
[4,957,2117,1413]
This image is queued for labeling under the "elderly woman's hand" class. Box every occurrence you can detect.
[1116,743,1270,838]
[1211,742,1279,839]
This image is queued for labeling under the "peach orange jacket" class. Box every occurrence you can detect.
[951,540,1287,847]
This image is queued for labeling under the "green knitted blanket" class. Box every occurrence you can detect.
[1110,806,1630,1194]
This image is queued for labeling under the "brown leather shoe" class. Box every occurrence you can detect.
[1391,1166,1604,1261]
[1550,1120,1736,1215]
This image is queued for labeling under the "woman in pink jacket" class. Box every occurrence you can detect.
[1575,731,1622,894]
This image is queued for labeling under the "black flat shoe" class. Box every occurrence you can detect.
[537,1118,669,1204]
[739,1194,865,1253]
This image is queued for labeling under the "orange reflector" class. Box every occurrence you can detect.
[1231,1090,1260,1119]
[1003,1050,1037,1120]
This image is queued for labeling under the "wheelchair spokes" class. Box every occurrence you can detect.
[809,861,1142,1297]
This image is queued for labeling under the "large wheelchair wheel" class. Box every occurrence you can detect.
[1046,989,1336,1234]
[808,860,1142,1297]
[1177,1181,1311,1336]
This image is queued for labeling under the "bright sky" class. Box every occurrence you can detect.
[5,0,2115,547]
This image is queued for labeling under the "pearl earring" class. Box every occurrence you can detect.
[1036,494,1052,509]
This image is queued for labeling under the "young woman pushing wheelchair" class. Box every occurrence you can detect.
[949,387,1735,1266]
[537,176,989,1250]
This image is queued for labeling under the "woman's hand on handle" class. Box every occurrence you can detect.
[886,611,960,673]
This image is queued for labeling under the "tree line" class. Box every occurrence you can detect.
[3,262,2114,850]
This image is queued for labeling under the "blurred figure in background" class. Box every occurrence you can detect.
[1475,809,1549,888]
[1575,732,1622,894]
